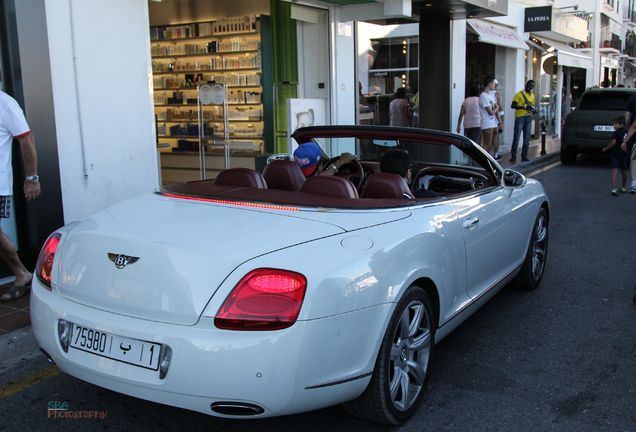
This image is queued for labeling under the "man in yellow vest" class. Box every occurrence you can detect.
[509,80,537,162]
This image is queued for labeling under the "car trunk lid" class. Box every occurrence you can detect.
[54,195,348,325]
[54,194,409,325]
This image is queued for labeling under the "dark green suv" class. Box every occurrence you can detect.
[561,88,636,164]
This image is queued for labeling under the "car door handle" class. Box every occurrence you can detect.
[463,217,479,229]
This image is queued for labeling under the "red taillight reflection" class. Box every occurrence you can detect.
[215,269,307,331]
[35,233,61,290]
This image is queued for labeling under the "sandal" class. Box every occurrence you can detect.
[0,284,31,302]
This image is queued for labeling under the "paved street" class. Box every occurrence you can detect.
[1,154,635,432]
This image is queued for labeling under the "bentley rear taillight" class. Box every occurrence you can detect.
[35,233,61,290]
[215,269,307,331]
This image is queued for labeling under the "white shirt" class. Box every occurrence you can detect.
[479,92,498,130]
[0,91,30,195]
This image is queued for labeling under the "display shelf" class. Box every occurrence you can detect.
[158,119,261,123]
[152,15,273,183]
[160,149,261,156]
[158,135,264,140]
[153,68,260,75]
[151,31,259,43]
[155,103,262,107]
[153,85,262,91]
[152,50,259,60]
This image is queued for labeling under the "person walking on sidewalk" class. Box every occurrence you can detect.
[479,76,500,155]
[510,80,536,163]
[456,84,482,144]
[601,115,630,195]
[0,90,41,302]
[490,79,505,160]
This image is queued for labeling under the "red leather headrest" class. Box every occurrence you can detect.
[361,172,414,199]
[214,168,267,189]
[262,160,306,191]
[300,175,359,199]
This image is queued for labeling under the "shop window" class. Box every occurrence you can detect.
[357,22,419,127]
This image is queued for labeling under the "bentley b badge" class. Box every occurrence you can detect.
[108,253,140,269]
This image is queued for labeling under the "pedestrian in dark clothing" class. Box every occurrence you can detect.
[602,115,631,195]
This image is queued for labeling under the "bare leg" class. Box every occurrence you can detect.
[621,168,627,188]
[0,224,32,300]
[611,168,618,189]
[493,130,500,156]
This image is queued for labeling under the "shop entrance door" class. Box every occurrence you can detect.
[296,6,330,105]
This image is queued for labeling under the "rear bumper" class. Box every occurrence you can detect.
[30,278,388,418]
[561,136,606,154]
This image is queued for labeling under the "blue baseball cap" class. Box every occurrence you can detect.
[294,142,322,176]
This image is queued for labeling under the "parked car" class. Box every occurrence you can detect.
[31,125,550,425]
[561,88,636,164]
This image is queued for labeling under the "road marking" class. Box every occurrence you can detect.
[0,365,61,400]
[526,161,561,177]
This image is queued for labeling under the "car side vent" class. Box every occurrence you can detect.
[471,178,485,189]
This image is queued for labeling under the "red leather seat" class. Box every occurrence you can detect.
[361,173,415,199]
[262,160,306,191]
[299,176,359,199]
[214,168,267,189]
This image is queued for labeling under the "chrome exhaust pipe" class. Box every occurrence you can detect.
[210,402,264,416]
[40,348,56,365]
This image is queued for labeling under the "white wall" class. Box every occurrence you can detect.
[331,11,356,126]
[451,21,467,130]
[45,0,158,223]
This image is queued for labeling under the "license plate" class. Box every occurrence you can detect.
[70,323,161,370]
[594,125,614,131]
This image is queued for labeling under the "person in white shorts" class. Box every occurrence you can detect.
[0,90,41,301]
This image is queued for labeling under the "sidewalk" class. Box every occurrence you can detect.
[497,136,561,171]
[0,136,561,361]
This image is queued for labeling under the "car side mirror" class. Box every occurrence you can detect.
[503,170,526,188]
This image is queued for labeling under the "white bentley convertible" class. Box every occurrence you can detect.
[31,126,549,424]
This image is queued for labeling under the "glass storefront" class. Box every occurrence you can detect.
[356,22,419,127]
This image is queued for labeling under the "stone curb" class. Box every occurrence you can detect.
[0,326,40,363]
[511,151,561,173]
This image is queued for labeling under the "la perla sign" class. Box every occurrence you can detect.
[525,6,552,32]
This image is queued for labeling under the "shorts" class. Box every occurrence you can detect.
[0,196,10,218]
[610,155,628,169]
[481,128,497,149]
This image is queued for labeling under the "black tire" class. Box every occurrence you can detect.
[514,208,549,290]
[560,148,577,164]
[342,286,435,425]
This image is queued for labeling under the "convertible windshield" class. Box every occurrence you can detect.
[162,126,499,210]
[314,137,473,168]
